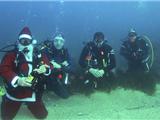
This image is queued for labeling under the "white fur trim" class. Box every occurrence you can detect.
[19,34,32,40]
[11,76,19,88]
[23,49,33,75]
[6,92,36,102]
[28,64,33,75]
[32,39,37,44]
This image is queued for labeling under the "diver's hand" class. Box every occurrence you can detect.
[62,61,69,66]
[51,60,61,69]
[33,64,49,74]
[89,68,102,78]
[98,69,105,77]
[18,77,32,87]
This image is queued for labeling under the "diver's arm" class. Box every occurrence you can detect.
[0,52,19,88]
[105,47,116,74]
[79,45,90,69]
[120,42,132,60]
[61,49,72,73]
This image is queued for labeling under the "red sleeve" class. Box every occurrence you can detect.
[0,52,18,84]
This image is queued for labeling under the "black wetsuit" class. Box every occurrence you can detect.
[43,42,71,99]
[79,41,116,89]
[120,37,149,72]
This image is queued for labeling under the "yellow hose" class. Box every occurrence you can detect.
[0,86,5,96]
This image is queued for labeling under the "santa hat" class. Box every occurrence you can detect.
[19,27,32,40]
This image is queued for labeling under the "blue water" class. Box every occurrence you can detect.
[0,1,160,66]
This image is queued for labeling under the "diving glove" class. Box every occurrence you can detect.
[18,77,32,87]
[51,60,62,69]
[62,61,69,66]
[98,69,105,77]
[33,64,49,74]
[89,68,103,78]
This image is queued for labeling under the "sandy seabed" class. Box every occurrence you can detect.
[5,83,160,120]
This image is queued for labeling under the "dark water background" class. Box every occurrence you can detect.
[0,1,160,79]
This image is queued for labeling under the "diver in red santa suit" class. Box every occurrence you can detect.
[0,27,51,120]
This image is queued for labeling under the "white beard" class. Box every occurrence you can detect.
[18,44,34,61]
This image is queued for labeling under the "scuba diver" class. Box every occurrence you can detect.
[120,29,151,73]
[0,27,51,120]
[42,34,71,99]
[79,32,116,91]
